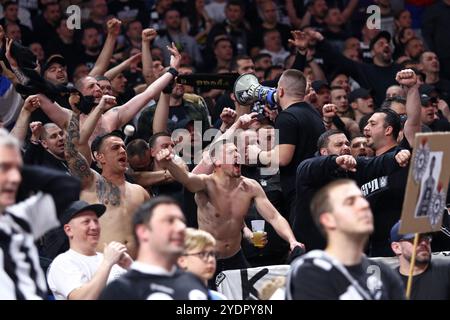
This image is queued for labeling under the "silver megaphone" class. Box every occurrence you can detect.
[233,74,278,108]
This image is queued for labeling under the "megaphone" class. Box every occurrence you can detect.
[233,74,278,109]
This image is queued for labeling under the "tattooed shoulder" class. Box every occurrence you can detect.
[96,176,121,206]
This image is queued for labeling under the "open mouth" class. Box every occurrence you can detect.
[118,156,127,165]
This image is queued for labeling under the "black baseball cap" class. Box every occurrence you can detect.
[60,200,106,225]
[369,30,391,51]
[348,88,371,104]
[42,54,66,74]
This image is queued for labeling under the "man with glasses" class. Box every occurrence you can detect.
[390,220,450,299]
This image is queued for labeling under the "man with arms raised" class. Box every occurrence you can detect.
[64,108,150,258]
[156,140,303,274]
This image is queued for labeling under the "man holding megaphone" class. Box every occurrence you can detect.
[241,69,326,224]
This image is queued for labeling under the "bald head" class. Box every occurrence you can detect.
[40,123,60,140]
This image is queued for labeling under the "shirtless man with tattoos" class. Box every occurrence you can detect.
[156,141,304,273]
[64,110,150,258]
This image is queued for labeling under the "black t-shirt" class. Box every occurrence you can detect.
[287,251,405,300]
[99,266,209,300]
[274,102,325,199]
[397,260,450,300]
[361,139,411,257]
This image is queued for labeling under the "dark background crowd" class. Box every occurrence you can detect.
[1,0,450,300]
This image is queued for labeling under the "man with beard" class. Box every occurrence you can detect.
[64,108,150,259]
[37,44,182,146]
[293,129,410,251]
[390,221,450,299]
[313,29,403,107]
[156,141,303,277]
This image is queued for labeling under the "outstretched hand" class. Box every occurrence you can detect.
[167,42,181,70]
[288,30,309,51]
[5,38,18,68]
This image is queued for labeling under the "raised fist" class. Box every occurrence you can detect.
[107,18,122,36]
[142,28,157,42]
[322,104,337,119]
[220,107,237,127]
[396,69,417,88]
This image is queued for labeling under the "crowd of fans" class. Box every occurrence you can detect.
[1,0,450,300]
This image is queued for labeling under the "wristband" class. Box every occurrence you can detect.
[167,67,179,78]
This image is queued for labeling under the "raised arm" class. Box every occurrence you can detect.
[152,92,170,133]
[141,28,158,85]
[78,94,117,164]
[10,95,40,142]
[103,43,182,129]
[104,53,141,81]
[341,0,359,21]
[89,18,121,77]
[64,109,96,190]
[128,169,173,188]
[79,95,117,145]
[156,148,207,193]
[397,69,421,146]
[37,93,72,129]
[285,0,302,29]
[251,179,304,251]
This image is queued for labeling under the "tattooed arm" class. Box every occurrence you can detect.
[64,109,96,190]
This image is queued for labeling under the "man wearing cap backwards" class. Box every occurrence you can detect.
[64,106,150,259]
[311,28,402,107]
[390,221,450,299]
[286,179,405,300]
[47,200,132,300]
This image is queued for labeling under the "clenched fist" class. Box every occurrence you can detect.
[396,69,417,88]
[336,155,357,172]
[395,149,411,167]
[142,28,157,42]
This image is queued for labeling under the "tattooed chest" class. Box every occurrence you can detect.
[96,179,122,206]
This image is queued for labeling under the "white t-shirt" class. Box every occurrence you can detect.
[47,249,126,300]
